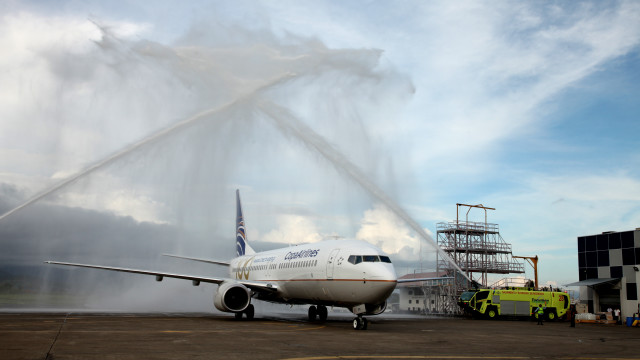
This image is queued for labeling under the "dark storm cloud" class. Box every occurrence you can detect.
[0,184,180,266]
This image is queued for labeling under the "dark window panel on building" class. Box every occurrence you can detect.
[586,251,598,267]
[578,237,586,252]
[579,268,587,281]
[586,236,597,251]
[610,266,623,278]
[578,252,586,268]
[597,250,610,267]
[597,234,609,250]
[608,232,621,249]
[622,248,636,266]
[586,267,598,279]
[626,283,637,301]
[621,231,634,248]
[636,248,640,265]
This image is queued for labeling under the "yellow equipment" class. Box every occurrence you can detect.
[459,287,570,321]
[513,255,539,290]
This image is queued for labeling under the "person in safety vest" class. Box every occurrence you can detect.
[536,304,545,325]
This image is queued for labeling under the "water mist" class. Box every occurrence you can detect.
[0,15,465,312]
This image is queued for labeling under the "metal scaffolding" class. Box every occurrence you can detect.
[420,271,469,315]
[435,204,524,313]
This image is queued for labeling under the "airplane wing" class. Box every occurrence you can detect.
[162,254,230,266]
[397,277,453,283]
[44,261,277,293]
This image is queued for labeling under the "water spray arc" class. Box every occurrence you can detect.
[0,65,466,280]
[258,101,469,280]
[0,74,297,223]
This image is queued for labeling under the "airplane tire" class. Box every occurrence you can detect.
[353,317,367,330]
[234,312,243,320]
[318,305,328,322]
[245,304,254,320]
[308,306,317,321]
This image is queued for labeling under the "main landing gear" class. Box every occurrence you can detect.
[352,315,368,330]
[234,304,254,320]
[308,305,328,322]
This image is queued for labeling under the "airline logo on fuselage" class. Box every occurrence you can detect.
[234,249,321,280]
[284,249,320,260]
[236,256,255,280]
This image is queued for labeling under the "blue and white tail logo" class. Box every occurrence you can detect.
[236,190,248,257]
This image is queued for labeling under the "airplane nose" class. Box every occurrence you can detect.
[374,264,397,282]
[375,267,398,300]
[369,265,397,289]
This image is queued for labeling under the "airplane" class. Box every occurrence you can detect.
[46,190,444,330]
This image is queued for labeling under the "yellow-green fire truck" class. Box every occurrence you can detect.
[458,288,570,320]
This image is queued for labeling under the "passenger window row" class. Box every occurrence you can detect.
[232,259,319,273]
[278,259,318,269]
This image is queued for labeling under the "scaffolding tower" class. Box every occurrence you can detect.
[435,204,524,313]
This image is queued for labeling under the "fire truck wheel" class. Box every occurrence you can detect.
[487,307,498,319]
[546,310,556,321]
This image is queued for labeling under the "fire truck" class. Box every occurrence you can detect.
[458,288,570,320]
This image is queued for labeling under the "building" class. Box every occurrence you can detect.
[568,228,640,319]
[396,272,454,314]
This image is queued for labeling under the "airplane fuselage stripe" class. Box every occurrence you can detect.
[252,279,397,283]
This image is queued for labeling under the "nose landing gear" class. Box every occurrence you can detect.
[352,315,368,330]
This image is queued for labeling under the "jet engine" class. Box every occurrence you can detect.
[364,301,387,315]
[214,281,251,313]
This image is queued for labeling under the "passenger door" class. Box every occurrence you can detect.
[326,249,340,279]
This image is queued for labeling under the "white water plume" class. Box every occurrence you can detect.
[258,101,466,278]
[0,13,455,310]
[0,73,296,223]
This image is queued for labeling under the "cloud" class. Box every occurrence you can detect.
[0,5,412,225]
[356,204,435,263]
[533,173,640,202]
[488,171,640,264]
[252,201,440,271]
[400,1,640,168]
[261,214,323,245]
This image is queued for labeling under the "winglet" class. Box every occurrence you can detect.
[236,190,255,256]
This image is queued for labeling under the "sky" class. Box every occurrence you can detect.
[1,0,639,310]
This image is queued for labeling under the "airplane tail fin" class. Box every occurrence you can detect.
[236,190,255,257]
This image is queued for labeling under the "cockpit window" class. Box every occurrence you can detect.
[348,255,392,264]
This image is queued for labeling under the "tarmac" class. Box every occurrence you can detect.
[1,312,639,360]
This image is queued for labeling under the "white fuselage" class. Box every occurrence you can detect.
[229,239,397,307]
